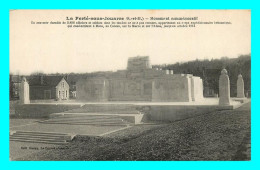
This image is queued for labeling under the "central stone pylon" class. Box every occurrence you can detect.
[76,56,204,102]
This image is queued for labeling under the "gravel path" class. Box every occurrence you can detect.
[15,102,251,160]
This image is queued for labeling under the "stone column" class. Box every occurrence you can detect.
[237,74,245,98]
[19,77,30,104]
[170,70,174,74]
[166,70,169,74]
[219,69,230,106]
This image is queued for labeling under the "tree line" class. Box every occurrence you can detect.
[153,54,251,97]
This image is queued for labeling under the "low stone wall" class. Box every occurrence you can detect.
[10,100,20,115]
[70,104,138,113]
[148,105,233,122]
[30,99,56,103]
[62,103,236,123]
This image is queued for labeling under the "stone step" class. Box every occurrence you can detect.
[39,120,128,123]
[41,118,125,123]
[53,114,119,118]
[67,110,140,114]
[10,138,68,144]
[50,112,145,124]
[65,104,138,113]
[51,115,120,120]
[47,116,122,122]
[10,133,66,139]
[13,131,69,136]
[10,131,74,144]
[41,121,129,126]
[40,114,131,125]
[10,135,65,141]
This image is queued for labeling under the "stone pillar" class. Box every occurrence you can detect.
[166,70,169,74]
[19,77,30,104]
[237,74,245,98]
[170,70,174,74]
[219,69,230,106]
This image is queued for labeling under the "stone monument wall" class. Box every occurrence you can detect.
[191,77,204,101]
[76,56,204,102]
[109,79,153,101]
[152,75,192,102]
[76,78,109,101]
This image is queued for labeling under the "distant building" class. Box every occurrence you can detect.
[28,76,70,100]
[69,81,77,99]
[71,90,77,98]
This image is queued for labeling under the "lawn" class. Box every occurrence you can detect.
[15,102,251,161]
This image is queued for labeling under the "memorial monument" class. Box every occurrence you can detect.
[76,56,204,102]
[19,77,30,104]
[219,69,230,106]
[237,74,245,98]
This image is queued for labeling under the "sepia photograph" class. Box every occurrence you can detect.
[9,10,251,161]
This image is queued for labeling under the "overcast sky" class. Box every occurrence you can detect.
[10,10,251,75]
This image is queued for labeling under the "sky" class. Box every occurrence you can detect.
[10,10,251,75]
